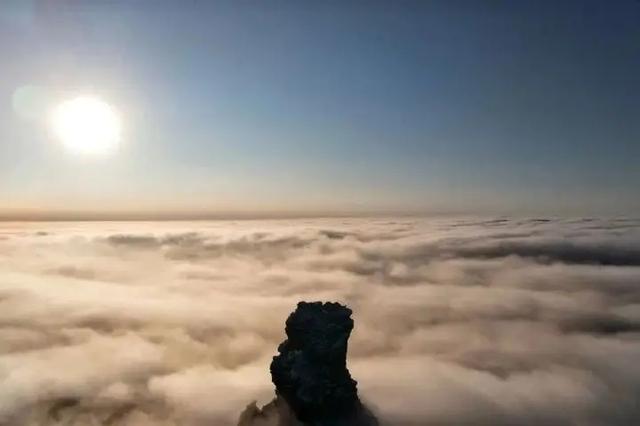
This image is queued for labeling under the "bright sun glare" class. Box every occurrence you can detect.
[51,96,121,155]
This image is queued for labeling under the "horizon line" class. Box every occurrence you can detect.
[0,209,636,222]
[0,208,464,222]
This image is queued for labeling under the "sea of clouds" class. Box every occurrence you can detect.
[0,217,639,425]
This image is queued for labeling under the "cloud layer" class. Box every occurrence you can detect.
[0,217,639,425]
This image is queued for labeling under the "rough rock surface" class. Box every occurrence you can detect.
[237,398,302,426]
[269,301,377,426]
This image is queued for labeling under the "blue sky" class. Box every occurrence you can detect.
[1,0,639,218]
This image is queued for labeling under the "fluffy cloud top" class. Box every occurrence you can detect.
[0,217,639,425]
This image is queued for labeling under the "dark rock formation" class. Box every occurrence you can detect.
[269,301,378,426]
[237,398,302,426]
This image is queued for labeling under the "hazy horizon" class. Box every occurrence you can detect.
[2,210,639,222]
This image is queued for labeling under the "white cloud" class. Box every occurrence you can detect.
[0,218,638,425]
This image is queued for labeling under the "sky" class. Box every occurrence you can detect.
[1,0,639,218]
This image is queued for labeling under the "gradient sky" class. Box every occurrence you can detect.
[1,0,639,218]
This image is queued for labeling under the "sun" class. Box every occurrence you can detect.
[51,96,121,155]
